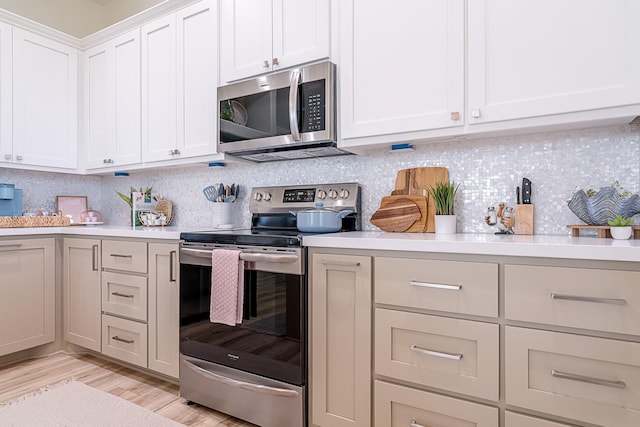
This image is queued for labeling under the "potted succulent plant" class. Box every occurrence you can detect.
[607,215,634,240]
[427,181,459,234]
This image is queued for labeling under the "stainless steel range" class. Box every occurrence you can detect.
[179,183,361,427]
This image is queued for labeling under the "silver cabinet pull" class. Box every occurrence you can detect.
[169,250,177,282]
[410,280,462,291]
[112,336,134,344]
[319,259,361,267]
[288,70,301,141]
[111,291,134,298]
[551,369,626,389]
[16,155,23,161]
[92,244,99,271]
[550,293,627,305]
[3,154,10,160]
[262,60,269,68]
[410,421,426,427]
[183,359,299,397]
[109,253,133,259]
[272,57,279,66]
[410,344,462,361]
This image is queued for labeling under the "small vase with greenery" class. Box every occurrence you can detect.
[427,181,459,234]
[607,215,634,240]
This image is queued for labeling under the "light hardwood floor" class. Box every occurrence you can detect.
[0,352,255,426]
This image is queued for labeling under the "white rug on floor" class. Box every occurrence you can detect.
[0,380,183,426]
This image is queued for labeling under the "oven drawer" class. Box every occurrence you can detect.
[374,380,498,427]
[375,257,498,317]
[101,314,147,368]
[505,326,640,426]
[505,264,640,335]
[102,240,147,274]
[375,308,499,401]
[101,271,147,321]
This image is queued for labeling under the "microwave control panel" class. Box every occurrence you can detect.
[301,80,325,132]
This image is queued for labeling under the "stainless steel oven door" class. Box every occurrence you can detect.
[179,242,306,386]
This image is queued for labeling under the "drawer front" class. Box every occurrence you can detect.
[505,264,640,335]
[505,326,640,426]
[375,257,498,316]
[375,308,499,401]
[101,240,147,274]
[102,271,147,321]
[102,314,147,368]
[374,380,498,427]
[505,411,574,427]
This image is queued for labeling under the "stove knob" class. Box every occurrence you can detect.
[339,189,350,199]
[263,192,272,201]
[317,189,327,200]
[254,192,263,201]
[328,189,338,199]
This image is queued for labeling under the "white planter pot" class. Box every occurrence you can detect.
[610,226,632,240]
[434,214,457,234]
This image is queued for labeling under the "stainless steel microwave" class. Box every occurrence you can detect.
[217,61,348,162]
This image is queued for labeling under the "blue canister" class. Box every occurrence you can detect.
[0,183,15,200]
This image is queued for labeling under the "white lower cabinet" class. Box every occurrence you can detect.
[374,380,498,427]
[0,238,55,356]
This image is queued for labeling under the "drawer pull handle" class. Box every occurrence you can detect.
[410,344,462,361]
[111,291,134,298]
[551,369,626,389]
[410,281,462,291]
[112,336,134,344]
[110,253,133,258]
[320,260,361,267]
[550,293,627,305]
[410,421,425,427]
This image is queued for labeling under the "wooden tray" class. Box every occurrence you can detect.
[567,225,640,239]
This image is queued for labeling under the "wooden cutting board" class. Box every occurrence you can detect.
[371,195,429,232]
[370,197,421,232]
[392,167,449,232]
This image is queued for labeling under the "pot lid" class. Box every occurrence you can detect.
[300,202,339,213]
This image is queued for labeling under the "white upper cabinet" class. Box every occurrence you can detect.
[339,0,465,142]
[83,29,141,170]
[219,0,330,83]
[11,28,78,169]
[0,22,11,164]
[468,0,640,125]
[141,0,217,163]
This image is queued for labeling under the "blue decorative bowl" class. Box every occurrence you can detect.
[568,186,640,226]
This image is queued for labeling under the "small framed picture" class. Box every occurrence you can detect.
[56,196,87,225]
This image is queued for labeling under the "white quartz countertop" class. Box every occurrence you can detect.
[0,225,194,240]
[303,231,640,262]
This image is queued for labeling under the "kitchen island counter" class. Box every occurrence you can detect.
[303,231,640,262]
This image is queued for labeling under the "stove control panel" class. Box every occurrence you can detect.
[250,182,361,214]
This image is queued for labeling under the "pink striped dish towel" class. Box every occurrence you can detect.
[210,249,244,326]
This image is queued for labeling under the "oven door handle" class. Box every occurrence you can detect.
[181,248,298,263]
[183,359,300,398]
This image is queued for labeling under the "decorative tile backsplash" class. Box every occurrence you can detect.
[2,124,639,235]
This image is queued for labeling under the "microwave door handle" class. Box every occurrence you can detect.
[288,70,301,141]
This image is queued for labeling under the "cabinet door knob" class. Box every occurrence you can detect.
[4,154,11,160]
[471,109,481,118]
[263,60,269,68]
[450,111,460,121]
[272,57,279,66]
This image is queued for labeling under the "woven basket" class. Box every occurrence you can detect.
[138,199,174,226]
[0,216,71,228]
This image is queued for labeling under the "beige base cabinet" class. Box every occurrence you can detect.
[310,252,372,427]
[63,238,102,352]
[374,380,498,427]
[63,237,179,379]
[148,242,179,378]
[0,238,55,356]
